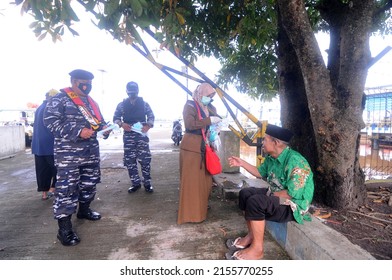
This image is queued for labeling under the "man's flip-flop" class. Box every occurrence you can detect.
[226,237,247,251]
[225,250,243,260]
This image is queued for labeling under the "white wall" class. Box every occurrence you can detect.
[0,126,25,158]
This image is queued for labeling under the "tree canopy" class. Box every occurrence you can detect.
[14,0,392,98]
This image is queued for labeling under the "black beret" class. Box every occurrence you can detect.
[265,124,293,142]
[69,69,94,80]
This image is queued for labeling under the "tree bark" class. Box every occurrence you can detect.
[276,0,372,209]
[276,5,318,171]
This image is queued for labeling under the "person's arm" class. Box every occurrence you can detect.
[272,190,291,200]
[93,101,110,137]
[228,156,262,178]
[143,102,155,132]
[112,102,123,127]
[284,157,313,201]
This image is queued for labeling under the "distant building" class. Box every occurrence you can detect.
[363,85,392,135]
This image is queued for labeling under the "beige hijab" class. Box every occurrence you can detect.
[192,82,215,117]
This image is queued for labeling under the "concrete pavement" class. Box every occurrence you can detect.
[0,127,374,260]
[0,128,289,260]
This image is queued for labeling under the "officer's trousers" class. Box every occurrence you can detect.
[53,164,100,219]
[123,131,152,187]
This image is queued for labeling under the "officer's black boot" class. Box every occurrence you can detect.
[77,202,101,221]
[127,169,141,193]
[57,216,80,246]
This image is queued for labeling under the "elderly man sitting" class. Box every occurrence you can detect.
[227,124,314,260]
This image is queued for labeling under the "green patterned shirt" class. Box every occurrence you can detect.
[258,147,314,224]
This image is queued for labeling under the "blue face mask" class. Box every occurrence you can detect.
[201,96,212,106]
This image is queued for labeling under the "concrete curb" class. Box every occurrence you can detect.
[267,219,375,260]
[213,172,375,260]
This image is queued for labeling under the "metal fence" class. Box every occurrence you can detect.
[361,88,392,180]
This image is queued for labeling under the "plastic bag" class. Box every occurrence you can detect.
[209,121,224,151]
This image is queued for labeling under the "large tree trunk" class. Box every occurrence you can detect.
[276,6,321,199]
[276,0,373,209]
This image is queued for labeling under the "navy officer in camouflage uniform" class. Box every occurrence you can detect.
[44,69,110,246]
[113,81,155,193]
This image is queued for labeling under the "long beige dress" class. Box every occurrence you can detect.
[177,100,216,224]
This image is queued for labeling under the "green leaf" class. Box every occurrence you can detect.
[62,0,80,22]
[67,26,80,37]
[29,21,39,29]
[175,11,185,25]
[130,0,143,17]
[104,1,119,16]
[37,32,47,41]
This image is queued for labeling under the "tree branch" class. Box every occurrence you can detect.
[348,210,392,224]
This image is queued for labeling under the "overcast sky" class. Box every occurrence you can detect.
[0,3,391,122]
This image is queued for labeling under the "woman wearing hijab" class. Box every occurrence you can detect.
[177,83,222,224]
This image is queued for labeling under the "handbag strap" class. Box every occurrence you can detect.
[193,100,207,143]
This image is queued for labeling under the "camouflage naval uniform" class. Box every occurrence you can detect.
[44,89,106,219]
[113,96,155,191]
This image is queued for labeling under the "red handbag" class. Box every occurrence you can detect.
[194,100,222,175]
[204,142,222,175]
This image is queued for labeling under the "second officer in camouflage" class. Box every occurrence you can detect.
[113,81,155,193]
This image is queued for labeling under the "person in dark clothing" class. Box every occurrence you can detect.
[32,89,59,200]
[113,81,155,193]
[171,119,183,146]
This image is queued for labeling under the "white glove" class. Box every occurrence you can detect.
[210,116,222,124]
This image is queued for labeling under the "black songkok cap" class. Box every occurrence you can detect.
[265,124,293,142]
[69,69,94,80]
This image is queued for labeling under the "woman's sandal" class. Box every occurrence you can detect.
[41,192,54,200]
